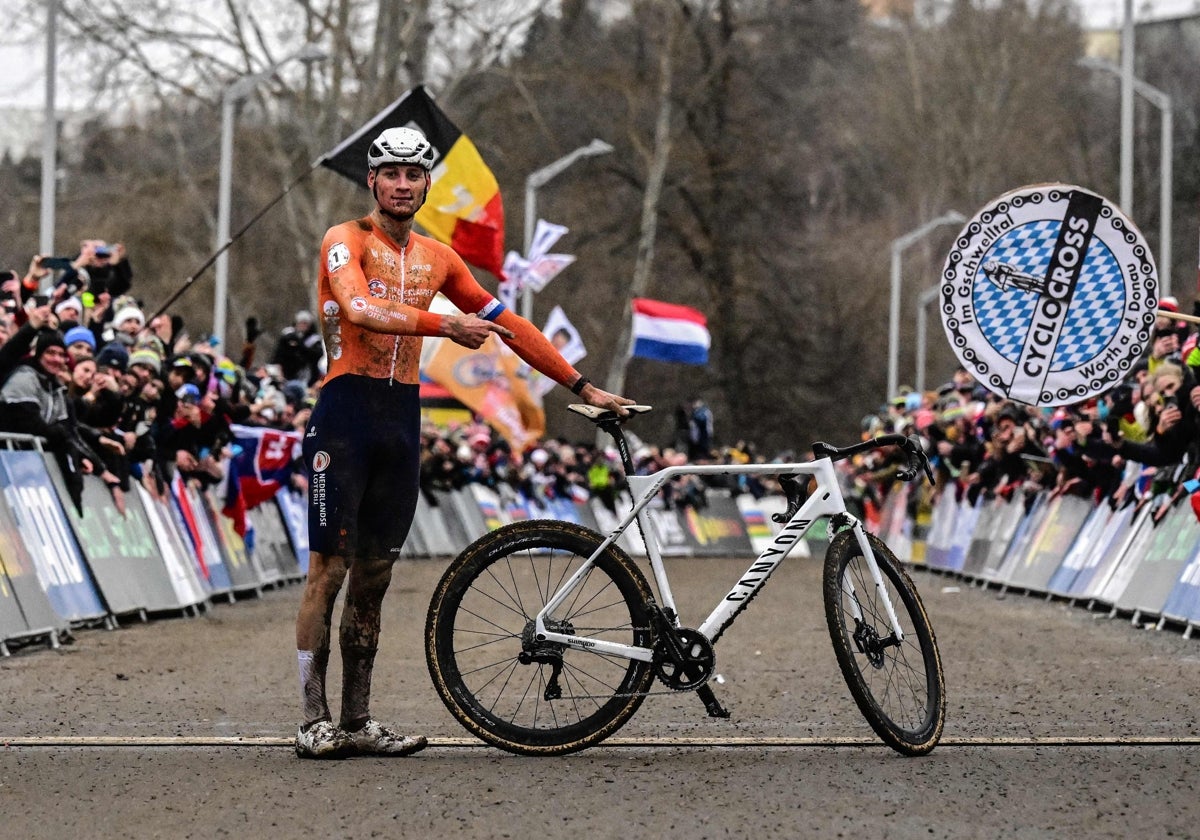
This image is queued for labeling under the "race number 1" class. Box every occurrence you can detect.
[941,184,1157,408]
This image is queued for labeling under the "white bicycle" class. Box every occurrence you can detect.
[425,405,945,756]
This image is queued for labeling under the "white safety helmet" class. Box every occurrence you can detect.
[367,127,436,171]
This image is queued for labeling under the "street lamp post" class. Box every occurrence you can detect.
[521,139,614,321]
[1079,56,1173,297]
[914,284,942,394]
[213,44,326,347]
[887,211,966,402]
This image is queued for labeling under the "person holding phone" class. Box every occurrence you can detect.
[0,295,58,385]
[1105,362,1198,467]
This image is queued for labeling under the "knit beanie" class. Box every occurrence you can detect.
[63,325,97,351]
[95,342,130,373]
[128,348,163,376]
[113,305,145,328]
[34,330,67,358]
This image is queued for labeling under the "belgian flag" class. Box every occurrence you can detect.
[321,85,506,278]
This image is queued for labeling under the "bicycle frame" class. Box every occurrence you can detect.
[533,457,907,661]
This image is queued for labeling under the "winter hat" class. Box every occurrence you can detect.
[175,383,201,405]
[95,342,129,373]
[63,325,97,351]
[128,348,162,376]
[54,296,83,318]
[113,305,145,328]
[34,330,67,358]
[1159,296,1179,313]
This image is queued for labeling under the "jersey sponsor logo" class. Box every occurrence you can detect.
[368,279,387,298]
[350,296,368,312]
[477,297,506,321]
[940,184,1156,407]
[322,300,340,317]
[312,451,330,472]
[327,242,351,273]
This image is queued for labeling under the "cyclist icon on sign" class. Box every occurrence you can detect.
[940,184,1157,408]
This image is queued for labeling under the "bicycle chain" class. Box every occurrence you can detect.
[547,625,713,699]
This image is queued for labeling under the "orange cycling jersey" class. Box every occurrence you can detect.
[317,217,579,387]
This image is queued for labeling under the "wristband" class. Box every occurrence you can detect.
[570,376,591,396]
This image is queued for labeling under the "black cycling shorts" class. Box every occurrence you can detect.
[303,375,421,559]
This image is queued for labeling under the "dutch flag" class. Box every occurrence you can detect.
[630,298,710,366]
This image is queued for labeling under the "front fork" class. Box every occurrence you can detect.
[834,514,907,647]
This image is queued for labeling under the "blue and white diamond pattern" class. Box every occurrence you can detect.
[974,220,1125,372]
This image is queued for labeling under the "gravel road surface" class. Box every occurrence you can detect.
[3,554,1198,839]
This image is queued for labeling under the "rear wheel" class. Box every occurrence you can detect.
[426,520,655,755]
[823,531,945,755]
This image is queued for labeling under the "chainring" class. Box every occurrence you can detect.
[652,627,716,691]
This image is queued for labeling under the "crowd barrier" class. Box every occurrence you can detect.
[882,480,1200,638]
[0,436,828,655]
[8,427,1196,655]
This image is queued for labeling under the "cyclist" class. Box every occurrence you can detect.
[294,125,633,759]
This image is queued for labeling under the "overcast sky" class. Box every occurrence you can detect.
[1,0,1197,113]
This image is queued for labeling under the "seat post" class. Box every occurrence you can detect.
[598,419,636,475]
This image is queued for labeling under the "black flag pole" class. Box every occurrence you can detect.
[142,161,325,330]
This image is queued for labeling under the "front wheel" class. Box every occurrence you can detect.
[823,530,945,755]
[426,520,656,755]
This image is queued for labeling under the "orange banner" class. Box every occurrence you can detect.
[422,334,545,451]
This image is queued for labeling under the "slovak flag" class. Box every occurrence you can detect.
[630,298,710,365]
[228,424,304,509]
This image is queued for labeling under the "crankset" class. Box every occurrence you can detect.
[651,627,716,691]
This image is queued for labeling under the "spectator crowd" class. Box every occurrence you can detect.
[4,240,1196,529]
[850,298,1200,522]
[0,241,768,524]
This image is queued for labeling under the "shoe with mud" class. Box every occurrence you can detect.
[295,719,354,760]
[345,719,427,756]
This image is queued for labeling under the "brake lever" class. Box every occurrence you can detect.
[898,435,934,485]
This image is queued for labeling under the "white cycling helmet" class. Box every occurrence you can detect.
[367,127,436,171]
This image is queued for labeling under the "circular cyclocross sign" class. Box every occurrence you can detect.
[940,183,1157,407]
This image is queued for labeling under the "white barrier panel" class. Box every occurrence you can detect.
[1119,501,1200,619]
[1005,495,1092,594]
[737,494,810,557]
[923,491,960,571]
[416,493,458,557]
[170,476,232,595]
[0,450,106,624]
[274,490,310,576]
[134,484,208,608]
[1062,503,1136,599]
[49,466,181,617]
[1045,502,1112,596]
[447,489,489,543]
[973,491,1028,583]
[877,483,911,563]
[467,485,508,532]
[990,493,1051,588]
[1092,501,1159,606]
[0,490,64,648]
[945,497,982,573]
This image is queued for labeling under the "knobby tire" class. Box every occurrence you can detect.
[426,520,655,756]
[823,531,945,756]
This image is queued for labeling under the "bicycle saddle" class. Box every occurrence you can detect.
[567,404,653,423]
